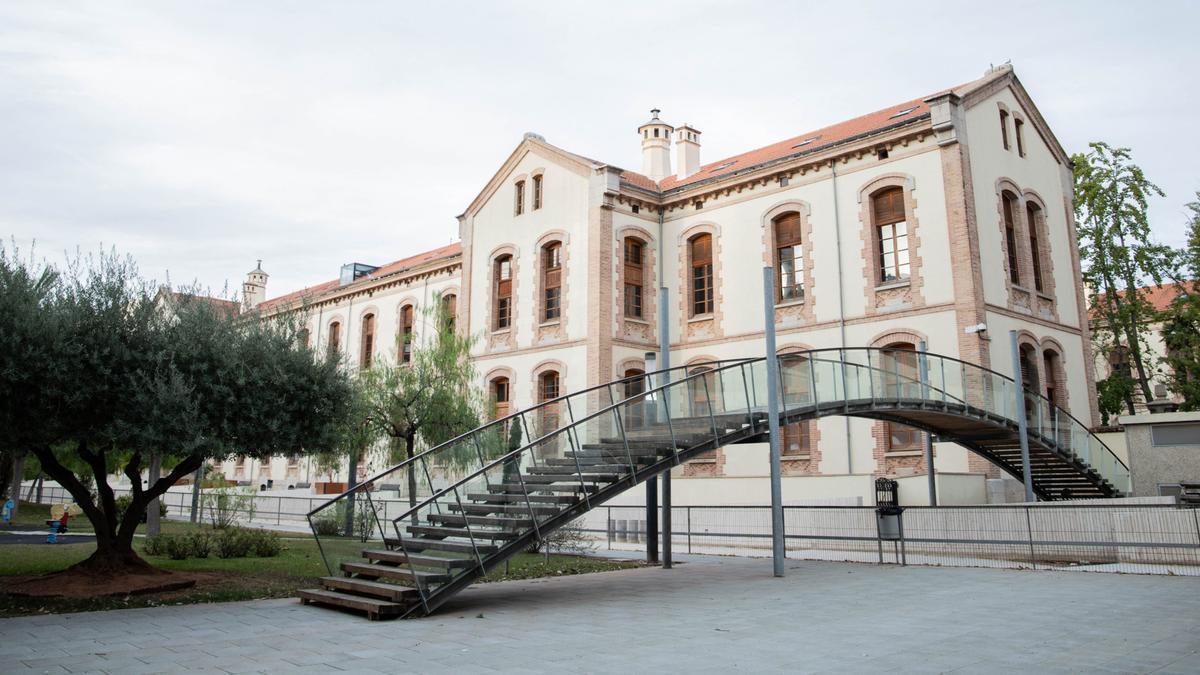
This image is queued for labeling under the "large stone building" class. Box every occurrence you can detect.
[238,64,1098,504]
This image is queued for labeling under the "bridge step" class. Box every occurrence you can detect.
[528,463,631,473]
[407,525,521,540]
[487,483,599,494]
[428,513,534,528]
[362,549,475,569]
[298,588,406,620]
[467,492,576,504]
[543,459,638,470]
[318,575,419,601]
[449,502,561,515]
[520,472,623,483]
[386,536,498,555]
[342,561,452,584]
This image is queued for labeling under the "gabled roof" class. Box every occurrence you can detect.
[155,289,242,319]
[1090,281,1195,320]
[619,67,1012,194]
[257,242,462,312]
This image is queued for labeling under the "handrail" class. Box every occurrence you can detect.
[388,349,1126,527]
[788,348,1127,471]
[304,357,755,518]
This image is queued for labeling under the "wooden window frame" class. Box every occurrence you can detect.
[872,188,910,284]
[442,293,457,333]
[532,174,543,210]
[542,242,562,322]
[1002,192,1021,286]
[999,109,1010,150]
[399,305,414,364]
[689,234,714,317]
[360,313,376,369]
[328,321,341,355]
[882,343,921,451]
[623,237,645,319]
[1014,118,1026,157]
[514,180,525,215]
[494,255,512,331]
[1027,202,1044,292]
[491,377,511,420]
[773,212,804,302]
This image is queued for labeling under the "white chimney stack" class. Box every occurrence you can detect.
[637,108,673,181]
[675,124,701,180]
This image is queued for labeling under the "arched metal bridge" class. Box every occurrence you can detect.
[300,348,1128,619]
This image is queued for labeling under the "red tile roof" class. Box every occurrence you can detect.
[1092,281,1194,319]
[257,242,462,311]
[619,70,1001,194]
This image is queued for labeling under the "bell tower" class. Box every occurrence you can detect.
[243,260,268,310]
[637,108,673,181]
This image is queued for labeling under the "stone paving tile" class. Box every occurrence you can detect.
[2,555,1198,673]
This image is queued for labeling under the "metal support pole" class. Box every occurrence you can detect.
[644,352,659,564]
[763,267,785,577]
[659,285,673,569]
[1009,330,1035,502]
[918,341,937,506]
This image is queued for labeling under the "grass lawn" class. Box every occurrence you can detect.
[0,505,644,617]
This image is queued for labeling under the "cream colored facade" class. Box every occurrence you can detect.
[242,65,1098,505]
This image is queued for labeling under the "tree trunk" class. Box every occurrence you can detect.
[406,434,418,527]
[343,449,359,538]
[9,451,25,520]
[146,451,162,536]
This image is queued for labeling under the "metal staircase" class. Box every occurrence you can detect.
[298,348,1129,619]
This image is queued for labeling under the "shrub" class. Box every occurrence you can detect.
[311,514,341,536]
[214,528,253,558]
[145,531,212,560]
[187,531,212,559]
[250,530,282,557]
[203,487,256,529]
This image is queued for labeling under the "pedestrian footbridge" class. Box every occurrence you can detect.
[299,348,1128,619]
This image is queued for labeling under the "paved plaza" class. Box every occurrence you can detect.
[2,555,1199,673]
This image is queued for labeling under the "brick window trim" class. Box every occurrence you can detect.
[614,227,659,345]
[532,231,570,344]
[857,173,924,314]
[994,179,1058,320]
[760,201,817,326]
[485,244,519,352]
[676,223,724,342]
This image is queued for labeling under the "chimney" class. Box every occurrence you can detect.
[674,124,701,179]
[637,108,673,181]
[242,260,268,310]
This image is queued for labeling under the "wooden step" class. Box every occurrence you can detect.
[319,575,417,601]
[341,561,452,584]
[467,492,576,504]
[487,483,597,494]
[528,463,630,474]
[544,458,641,469]
[449,502,560,515]
[520,472,622,483]
[362,549,476,569]
[385,536,498,554]
[407,525,521,540]
[428,513,533,528]
[298,588,405,621]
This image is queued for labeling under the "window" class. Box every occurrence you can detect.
[872,188,910,283]
[1027,202,1044,292]
[781,420,809,456]
[687,366,715,418]
[622,368,646,428]
[624,237,645,319]
[542,242,562,321]
[773,212,804,302]
[882,343,921,451]
[298,328,310,349]
[1003,192,1021,285]
[328,320,341,355]
[1014,118,1026,157]
[999,109,1010,150]
[441,293,457,333]
[538,370,561,436]
[532,175,543,210]
[514,181,525,215]
[1108,345,1130,376]
[689,233,714,316]
[360,313,376,369]
[490,377,510,420]
[494,255,512,330]
[399,305,413,364]
[539,370,560,401]
[1043,350,1061,407]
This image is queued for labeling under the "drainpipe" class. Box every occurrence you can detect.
[830,160,853,475]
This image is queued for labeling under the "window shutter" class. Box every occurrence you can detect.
[872,188,905,224]
[774,213,801,246]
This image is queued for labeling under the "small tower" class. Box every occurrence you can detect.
[243,260,268,310]
[637,108,674,181]
[674,123,701,179]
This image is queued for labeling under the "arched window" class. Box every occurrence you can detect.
[1002,191,1021,285]
[532,174,543,210]
[687,366,716,417]
[399,305,414,364]
[514,180,525,215]
[1019,343,1041,422]
[999,109,1010,150]
[623,237,645,319]
[689,234,714,316]
[872,188,909,283]
[1108,344,1130,376]
[1026,202,1044,292]
[777,349,812,457]
[538,370,561,436]
[542,242,562,321]
[328,320,341,355]
[1014,118,1026,157]
[622,368,647,428]
[773,212,804,301]
[360,313,375,369]
[1043,349,1062,407]
[881,342,920,452]
[494,255,512,330]
[490,376,511,420]
[298,328,310,349]
[441,293,457,333]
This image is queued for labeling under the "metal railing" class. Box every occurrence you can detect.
[580,502,1200,576]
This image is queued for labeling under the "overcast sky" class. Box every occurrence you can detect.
[2,1,1196,299]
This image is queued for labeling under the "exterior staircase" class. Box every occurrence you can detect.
[298,348,1129,619]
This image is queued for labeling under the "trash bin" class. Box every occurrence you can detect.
[875,506,903,540]
[874,477,906,563]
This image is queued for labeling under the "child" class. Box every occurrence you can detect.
[2,498,13,527]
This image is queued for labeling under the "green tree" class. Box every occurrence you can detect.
[359,295,481,509]
[1074,142,1176,421]
[0,247,354,574]
[1160,193,1200,409]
